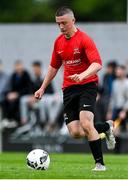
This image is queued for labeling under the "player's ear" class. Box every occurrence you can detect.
[72,18,75,24]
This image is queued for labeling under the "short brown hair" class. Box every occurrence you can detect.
[55,6,74,18]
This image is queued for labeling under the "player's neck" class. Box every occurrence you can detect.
[65,27,77,39]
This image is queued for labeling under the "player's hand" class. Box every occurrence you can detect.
[68,73,84,82]
[34,88,44,100]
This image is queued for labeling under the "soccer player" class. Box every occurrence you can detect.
[35,7,115,171]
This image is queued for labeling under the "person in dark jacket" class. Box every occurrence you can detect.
[3,60,32,124]
[95,61,117,123]
[20,61,55,125]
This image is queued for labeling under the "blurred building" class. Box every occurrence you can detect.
[0,23,128,91]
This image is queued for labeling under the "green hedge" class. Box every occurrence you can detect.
[0,0,126,22]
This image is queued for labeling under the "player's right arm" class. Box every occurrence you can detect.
[34,65,58,99]
[35,38,62,100]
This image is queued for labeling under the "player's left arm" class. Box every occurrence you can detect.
[69,62,101,82]
[69,34,102,82]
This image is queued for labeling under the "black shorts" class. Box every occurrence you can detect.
[63,82,97,124]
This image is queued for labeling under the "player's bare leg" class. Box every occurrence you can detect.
[67,120,86,138]
[80,110,106,171]
[67,112,106,171]
[80,111,99,140]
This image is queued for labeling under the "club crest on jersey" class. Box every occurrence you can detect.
[73,48,80,54]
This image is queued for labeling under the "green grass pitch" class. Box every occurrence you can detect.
[0,152,128,179]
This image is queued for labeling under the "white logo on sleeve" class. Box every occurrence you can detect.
[58,51,63,54]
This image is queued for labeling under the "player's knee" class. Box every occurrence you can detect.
[80,119,93,134]
[69,129,82,138]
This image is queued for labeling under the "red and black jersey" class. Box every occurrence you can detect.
[50,28,102,89]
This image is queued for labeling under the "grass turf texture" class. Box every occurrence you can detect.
[0,153,128,179]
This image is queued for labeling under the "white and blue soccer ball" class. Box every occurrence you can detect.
[26,149,50,170]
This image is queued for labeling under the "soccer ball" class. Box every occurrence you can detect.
[26,149,50,170]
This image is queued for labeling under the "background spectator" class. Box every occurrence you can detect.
[20,61,55,126]
[0,60,9,105]
[2,60,32,125]
[106,65,128,153]
[95,61,117,123]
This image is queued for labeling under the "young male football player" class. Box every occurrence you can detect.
[35,7,116,171]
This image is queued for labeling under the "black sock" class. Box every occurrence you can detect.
[89,138,104,165]
[94,122,109,133]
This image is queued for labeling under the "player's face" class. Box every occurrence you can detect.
[55,14,75,36]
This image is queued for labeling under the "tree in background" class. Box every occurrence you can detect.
[0,0,127,22]
[70,0,127,22]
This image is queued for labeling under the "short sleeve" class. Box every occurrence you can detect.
[50,41,62,69]
[82,34,102,65]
